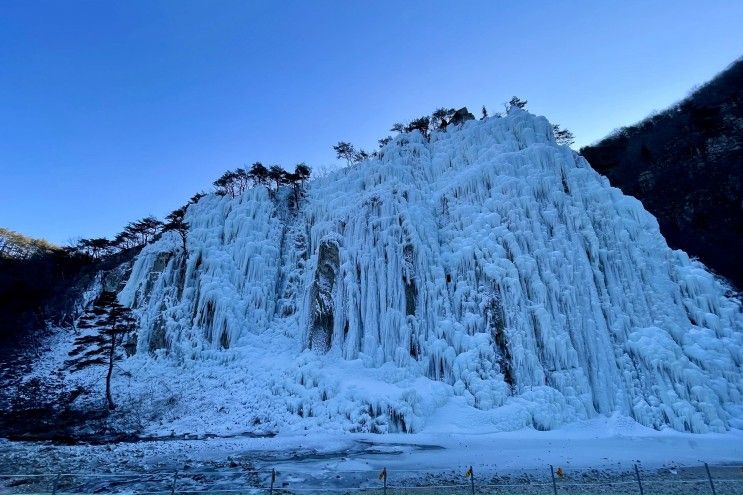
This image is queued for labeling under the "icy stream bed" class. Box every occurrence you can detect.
[1,418,742,493]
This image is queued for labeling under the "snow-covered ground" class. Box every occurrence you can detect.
[1,417,741,493]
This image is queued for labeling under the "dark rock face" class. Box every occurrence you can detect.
[308,240,340,352]
[0,247,141,441]
[0,246,139,349]
[581,58,743,289]
[449,107,475,126]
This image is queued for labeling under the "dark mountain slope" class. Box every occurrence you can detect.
[581,58,743,289]
[0,231,140,356]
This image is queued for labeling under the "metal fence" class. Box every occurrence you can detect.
[1,462,742,495]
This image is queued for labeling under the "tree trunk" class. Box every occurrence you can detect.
[105,332,117,410]
[293,184,301,207]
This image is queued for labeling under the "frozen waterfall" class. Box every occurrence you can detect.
[116,109,743,435]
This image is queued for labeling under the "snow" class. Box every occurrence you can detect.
[71,108,743,437]
[1,421,742,493]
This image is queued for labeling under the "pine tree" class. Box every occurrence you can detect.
[138,216,163,243]
[73,237,112,258]
[508,96,528,110]
[74,238,93,258]
[90,238,112,258]
[378,136,393,148]
[333,142,357,165]
[294,162,311,184]
[285,173,300,206]
[234,167,250,194]
[112,230,136,251]
[268,165,287,191]
[123,222,143,246]
[431,108,449,130]
[66,291,137,410]
[189,192,206,204]
[481,105,488,119]
[213,170,238,197]
[405,116,431,138]
[353,149,370,162]
[248,162,269,187]
[163,206,189,253]
[552,124,575,146]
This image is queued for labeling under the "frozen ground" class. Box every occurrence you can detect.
[1,417,741,493]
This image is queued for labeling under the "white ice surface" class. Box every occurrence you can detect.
[53,108,743,438]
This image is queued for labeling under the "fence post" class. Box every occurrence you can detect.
[270,468,276,495]
[378,467,388,495]
[51,473,61,495]
[170,470,178,495]
[634,464,644,495]
[550,465,557,495]
[704,463,717,495]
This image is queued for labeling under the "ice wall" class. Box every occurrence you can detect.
[118,109,743,434]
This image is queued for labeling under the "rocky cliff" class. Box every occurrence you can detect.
[581,58,743,289]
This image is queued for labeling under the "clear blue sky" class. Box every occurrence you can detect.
[1,0,742,244]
